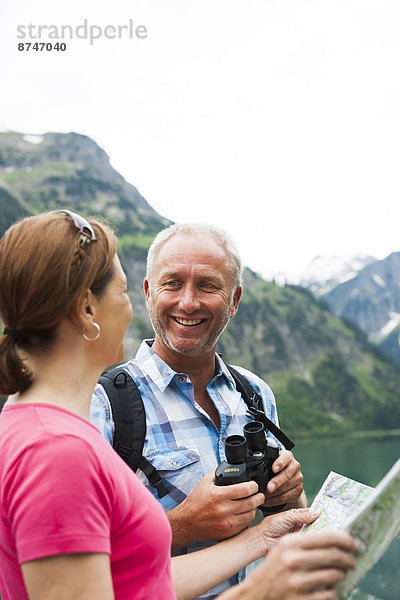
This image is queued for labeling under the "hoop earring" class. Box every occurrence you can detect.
[83,322,101,341]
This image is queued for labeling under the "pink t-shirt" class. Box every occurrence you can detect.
[0,403,176,600]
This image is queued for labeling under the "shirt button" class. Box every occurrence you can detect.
[178,375,185,382]
[171,460,178,467]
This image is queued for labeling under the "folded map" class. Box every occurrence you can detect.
[303,458,400,599]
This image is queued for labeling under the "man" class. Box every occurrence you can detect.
[91,223,305,598]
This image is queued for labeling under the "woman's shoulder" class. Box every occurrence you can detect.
[0,403,116,482]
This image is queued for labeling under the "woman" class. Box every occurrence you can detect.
[0,210,357,600]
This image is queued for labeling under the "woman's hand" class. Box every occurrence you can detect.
[245,529,358,600]
[219,528,358,600]
[255,507,321,554]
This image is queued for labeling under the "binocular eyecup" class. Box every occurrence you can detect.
[225,421,266,464]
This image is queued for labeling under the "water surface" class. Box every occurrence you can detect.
[295,436,400,600]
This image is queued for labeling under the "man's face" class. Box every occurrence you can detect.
[144,233,242,360]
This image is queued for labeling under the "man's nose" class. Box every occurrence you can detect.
[178,285,201,313]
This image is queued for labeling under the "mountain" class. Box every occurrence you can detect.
[0,130,170,353]
[1,130,400,437]
[323,252,400,364]
[0,130,170,241]
[299,255,377,294]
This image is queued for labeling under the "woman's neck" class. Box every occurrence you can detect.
[9,344,102,421]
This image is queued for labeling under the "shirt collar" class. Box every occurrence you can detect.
[134,339,177,391]
[214,353,237,388]
[134,340,236,392]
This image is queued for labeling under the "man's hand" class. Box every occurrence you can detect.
[168,470,265,552]
[262,449,304,509]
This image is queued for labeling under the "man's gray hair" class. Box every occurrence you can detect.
[146,222,243,291]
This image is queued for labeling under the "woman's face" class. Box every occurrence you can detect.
[94,255,133,367]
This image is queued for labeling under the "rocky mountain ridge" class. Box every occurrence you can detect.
[0,130,171,242]
[321,252,400,364]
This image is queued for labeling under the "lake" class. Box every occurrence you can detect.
[295,435,400,600]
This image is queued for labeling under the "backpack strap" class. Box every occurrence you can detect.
[226,364,295,450]
[99,367,169,499]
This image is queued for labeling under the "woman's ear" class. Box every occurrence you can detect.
[74,288,97,329]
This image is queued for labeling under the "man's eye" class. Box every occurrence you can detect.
[165,281,179,287]
[200,283,216,290]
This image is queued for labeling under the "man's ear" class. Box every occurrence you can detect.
[230,286,242,319]
[143,279,151,308]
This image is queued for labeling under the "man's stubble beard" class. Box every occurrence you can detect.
[147,297,232,357]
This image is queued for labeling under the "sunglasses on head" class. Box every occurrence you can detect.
[55,209,97,268]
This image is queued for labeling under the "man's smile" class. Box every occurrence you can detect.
[172,316,206,326]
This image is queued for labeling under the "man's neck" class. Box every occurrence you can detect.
[151,338,217,392]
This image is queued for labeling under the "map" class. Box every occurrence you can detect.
[303,458,400,600]
[305,472,374,534]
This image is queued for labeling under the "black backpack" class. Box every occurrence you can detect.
[99,364,294,499]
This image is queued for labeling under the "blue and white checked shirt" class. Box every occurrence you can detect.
[91,339,280,599]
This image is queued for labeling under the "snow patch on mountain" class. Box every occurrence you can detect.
[298,255,377,295]
[23,134,44,145]
[374,312,400,342]
[372,273,386,288]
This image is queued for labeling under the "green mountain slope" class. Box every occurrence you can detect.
[1,130,399,437]
[218,274,400,437]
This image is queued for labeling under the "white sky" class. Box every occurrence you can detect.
[1,0,399,281]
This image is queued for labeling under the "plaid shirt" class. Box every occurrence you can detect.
[91,339,280,599]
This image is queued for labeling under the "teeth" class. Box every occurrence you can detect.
[174,317,203,326]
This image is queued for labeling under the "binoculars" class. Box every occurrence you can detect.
[215,420,279,493]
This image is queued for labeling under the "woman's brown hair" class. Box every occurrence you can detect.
[0,211,117,396]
